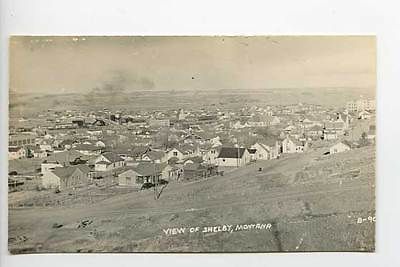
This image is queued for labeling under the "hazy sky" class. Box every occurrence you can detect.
[10,36,376,94]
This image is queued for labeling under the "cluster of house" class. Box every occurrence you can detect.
[35,137,304,191]
[8,99,376,191]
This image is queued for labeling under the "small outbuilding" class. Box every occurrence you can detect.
[329,141,352,154]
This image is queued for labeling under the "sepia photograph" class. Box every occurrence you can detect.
[7,36,376,253]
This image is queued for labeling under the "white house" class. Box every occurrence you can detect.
[323,130,338,140]
[358,110,372,120]
[118,169,143,188]
[165,148,185,161]
[8,146,26,160]
[251,142,279,160]
[41,164,91,190]
[281,137,307,154]
[329,141,352,154]
[39,140,53,152]
[323,119,346,140]
[307,125,324,139]
[159,163,180,181]
[202,146,220,165]
[217,147,251,167]
[41,161,63,188]
[42,167,64,189]
[30,147,48,158]
[118,162,176,186]
[94,152,125,172]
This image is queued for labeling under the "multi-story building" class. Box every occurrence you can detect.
[346,99,376,112]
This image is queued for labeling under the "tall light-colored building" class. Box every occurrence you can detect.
[346,99,375,112]
[177,109,187,120]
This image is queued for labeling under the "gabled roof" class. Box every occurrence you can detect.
[119,168,140,176]
[44,150,86,165]
[217,147,247,159]
[131,146,150,157]
[133,162,164,176]
[183,133,203,140]
[331,140,353,149]
[359,110,371,115]
[283,137,305,146]
[101,152,124,163]
[74,143,102,151]
[341,140,356,148]
[75,164,92,173]
[142,150,166,160]
[9,146,23,152]
[254,143,271,152]
[52,165,90,180]
[183,156,203,163]
[52,166,77,179]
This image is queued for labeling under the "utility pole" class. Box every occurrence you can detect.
[237,143,240,168]
[153,160,158,200]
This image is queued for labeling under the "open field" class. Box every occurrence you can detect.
[8,145,375,253]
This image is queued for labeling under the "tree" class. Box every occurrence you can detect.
[359,131,369,147]
[26,148,34,158]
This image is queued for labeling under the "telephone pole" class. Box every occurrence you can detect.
[237,146,239,168]
[153,160,158,200]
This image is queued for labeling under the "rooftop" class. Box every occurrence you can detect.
[217,147,247,159]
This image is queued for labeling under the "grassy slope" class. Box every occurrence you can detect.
[8,146,375,253]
